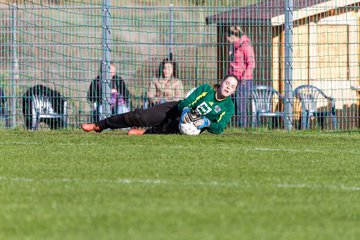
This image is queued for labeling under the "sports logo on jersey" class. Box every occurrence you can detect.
[195,102,212,115]
[214,105,222,113]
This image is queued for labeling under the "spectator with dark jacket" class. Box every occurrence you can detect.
[87,62,131,122]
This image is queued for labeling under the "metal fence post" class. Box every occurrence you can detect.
[169,3,174,59]
[284,0,294,130]
[101,0,111,119]
[10,3,19,128]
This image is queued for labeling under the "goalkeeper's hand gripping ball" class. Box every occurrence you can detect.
[179,107,202,135]
[180,107,191,123]
[194,117,211,129]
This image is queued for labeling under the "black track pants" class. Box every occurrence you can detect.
[97,101,181,134]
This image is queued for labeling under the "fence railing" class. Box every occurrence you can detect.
[0,1,359,130]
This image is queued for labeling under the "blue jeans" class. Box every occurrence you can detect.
[236,80,253,128]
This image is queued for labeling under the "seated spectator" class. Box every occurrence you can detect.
[87,61,131,122]
[147,57,184,107]
[0,86,9,127]
[0,87,6,115]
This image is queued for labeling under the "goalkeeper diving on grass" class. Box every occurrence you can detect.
[81,75,239,135]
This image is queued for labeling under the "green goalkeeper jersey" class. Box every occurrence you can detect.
[177,84,235,134]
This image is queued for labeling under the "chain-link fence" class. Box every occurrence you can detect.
[1,0,359,130]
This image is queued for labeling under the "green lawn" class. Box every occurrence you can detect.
[0,129,360,240]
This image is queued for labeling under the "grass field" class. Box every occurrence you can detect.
[1,129,360,240]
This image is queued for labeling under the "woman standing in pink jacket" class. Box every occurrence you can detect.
[227,26,256,128]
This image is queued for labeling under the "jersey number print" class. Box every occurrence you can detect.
[196,102,212,115]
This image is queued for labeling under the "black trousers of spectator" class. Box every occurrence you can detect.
[97,101,181,134]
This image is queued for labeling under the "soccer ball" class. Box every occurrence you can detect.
[179,121,201,136]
